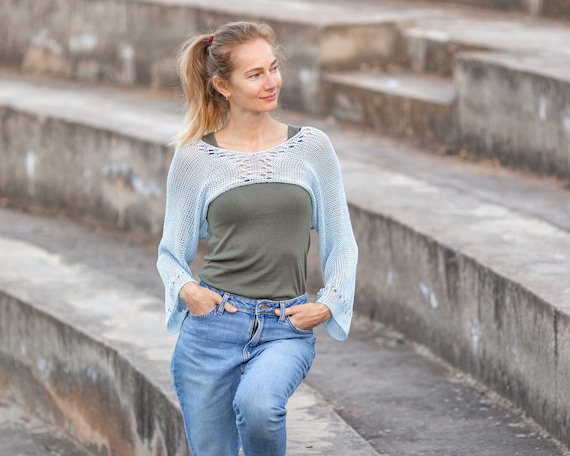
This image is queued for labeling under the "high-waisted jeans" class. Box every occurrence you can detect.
[170,282,316,456]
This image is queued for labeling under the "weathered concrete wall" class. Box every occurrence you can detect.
[411,0,533,11]
[0,0,199,87]
[0,227,380,456]
[408,0,570,17]
[0,0,400,114]
[341,170,570,447]
[0,107,171,236]
[456,51,570,181]
[320,73,455,147]
[402,29,489,78]
[0,291,189,456]
[543,0,570,18]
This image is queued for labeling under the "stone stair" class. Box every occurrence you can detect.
[318,2,570,175]
[2,0,570,176]
[1,190,568,456]
[320,70,456,147]
[1,0,570,454]
[0,206,378,456]
[415,0,570,17]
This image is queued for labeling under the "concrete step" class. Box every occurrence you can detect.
[321,70,456,147]
[455,50,570,180]
[402,0,570,19]
[1,72,570,452]
[368,11,570,175]
[2,0,568,103]
[0,208,567,456]
[0,72,180,236]
[0,394,96,456]
[403,28,486,78]
[0,0,414,114]
[0,223,376,456]
[399,8,570,76]
[3,0,570,177]
[543,0,570,18]
[315,3,570,173]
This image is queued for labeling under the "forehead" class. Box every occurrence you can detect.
[232,39,276,70]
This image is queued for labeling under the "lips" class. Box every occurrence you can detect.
[261,92,278,101]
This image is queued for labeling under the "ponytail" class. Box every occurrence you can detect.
[172,22,283,149]
[172,34,228,149]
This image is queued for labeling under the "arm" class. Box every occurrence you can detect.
[156,147,208,333]
[316,133,358,340]
[278,129,358,341]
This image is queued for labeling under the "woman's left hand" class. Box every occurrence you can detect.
[274,302,332,331]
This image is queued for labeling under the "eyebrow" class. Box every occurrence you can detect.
[244,59,278,75]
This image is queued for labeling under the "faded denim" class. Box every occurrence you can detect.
[170,282,316,456]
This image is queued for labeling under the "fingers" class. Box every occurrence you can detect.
[200,288,237,313]
[274,306,295,317]
[275,303,331,330]
[179,282,241,314]
[224,302,238,313]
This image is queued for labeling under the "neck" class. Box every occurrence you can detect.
[227,112,273,137]
[216,112,287,152]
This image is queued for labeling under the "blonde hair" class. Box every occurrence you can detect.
[173,21,283,149]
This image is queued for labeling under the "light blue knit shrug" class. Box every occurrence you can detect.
[157,126,358,341]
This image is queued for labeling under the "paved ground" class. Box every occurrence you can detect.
[1,205,568,456]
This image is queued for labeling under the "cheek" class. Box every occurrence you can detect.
[237,84,259,98]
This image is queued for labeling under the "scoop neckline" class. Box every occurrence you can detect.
[199,126,304,155]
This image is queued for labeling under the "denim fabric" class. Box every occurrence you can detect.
[170,282,316,456]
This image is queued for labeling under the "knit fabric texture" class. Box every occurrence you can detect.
[157,126,358,341]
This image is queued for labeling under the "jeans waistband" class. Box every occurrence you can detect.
[199,281,307,314]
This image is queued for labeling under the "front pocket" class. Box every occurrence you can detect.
[285,316,313,333]
[188,306,217,319]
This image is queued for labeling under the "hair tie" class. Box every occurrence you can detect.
[207,35,215,46]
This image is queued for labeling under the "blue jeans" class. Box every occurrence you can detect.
[170,282,316,456]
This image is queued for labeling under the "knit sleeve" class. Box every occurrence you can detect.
[309,129,358,341]
[157,146,208,333]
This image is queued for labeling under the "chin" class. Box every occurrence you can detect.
[259,103,279,113]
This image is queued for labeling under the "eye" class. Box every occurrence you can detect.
[270,65,279,73]
[248,73,260,79]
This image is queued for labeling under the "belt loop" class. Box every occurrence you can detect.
[217,292,229,315]
[278,301,286,323]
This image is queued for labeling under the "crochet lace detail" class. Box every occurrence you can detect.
[202,132,306,180]
[205,148,285,181]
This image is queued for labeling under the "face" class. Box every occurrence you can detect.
[217,39,282,114]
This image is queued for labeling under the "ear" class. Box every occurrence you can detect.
[212,75,231,99]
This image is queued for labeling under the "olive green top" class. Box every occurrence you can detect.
[199,126,312,299]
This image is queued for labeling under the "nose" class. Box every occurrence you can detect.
[264,72,279,90]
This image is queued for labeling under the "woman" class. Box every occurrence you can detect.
[157,21,358,456]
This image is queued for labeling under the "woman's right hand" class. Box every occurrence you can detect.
[179,282,237,315]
